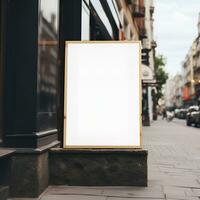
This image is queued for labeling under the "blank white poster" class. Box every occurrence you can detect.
[64,42,141,148]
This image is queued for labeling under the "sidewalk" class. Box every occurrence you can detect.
[143,118,200,200]
[11,118,200,200]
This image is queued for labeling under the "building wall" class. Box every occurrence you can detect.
[164,78,175,108]
[193,14,200,102]
[0,0,147,198]
[144,0,155,71]
[174,75,183,107]
[163,74,183,108]
[116,0,139,40]
[0,0,149,197]
[181,12,200,106]
[182,41,196,104]
[142,0,156,122]
[0,1,145,142]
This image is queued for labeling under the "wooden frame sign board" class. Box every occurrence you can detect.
[64,41,141,149]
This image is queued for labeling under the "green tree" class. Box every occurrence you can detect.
[154,55,168,105]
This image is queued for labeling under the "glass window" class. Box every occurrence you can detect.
[106,0,120,28]
[90,0,113,38]
[82,0,90,40]
[38,0,59,113]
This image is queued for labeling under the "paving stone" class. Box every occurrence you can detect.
[185,198,199,200]
[162,177,200,188]
[163,186,187,199]
[184,188,195,197]
[191,188,200,196]
[174,164,199,170]
[8,198,38,200]
[41,194,106,200]
[107,198,164,200]
[102,187,164,198]
[159,166,189,174]
[45,186,103,195]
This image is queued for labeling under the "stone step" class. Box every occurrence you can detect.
[49,148,148,186]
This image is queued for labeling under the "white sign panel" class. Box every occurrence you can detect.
[64,41,141,148]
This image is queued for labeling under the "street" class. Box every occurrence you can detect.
[32,118,200,200]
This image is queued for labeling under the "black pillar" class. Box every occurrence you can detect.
[3,0,59,149]
[2,0,60,197]
[57,0,82,145]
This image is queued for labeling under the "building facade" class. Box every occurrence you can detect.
[174,74,184,108]
[182,13,200,106]
[0,0,152,198]
[163,75,183,108]
[182,42,196,105]
[193,14,200,103]
[163,14,200,110]
[141,0,157,125]
[163,77,176,108]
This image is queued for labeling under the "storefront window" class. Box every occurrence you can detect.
[106,0,120,28]
[38,0,59,114]
[90,0,113,38]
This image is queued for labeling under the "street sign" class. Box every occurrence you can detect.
[64,41,141,148]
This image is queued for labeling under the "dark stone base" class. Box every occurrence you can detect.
[49,148,148,186]
[9,152,49,198]
[0,149,15,200]
[9,141,60,198]
[0,186,9,200]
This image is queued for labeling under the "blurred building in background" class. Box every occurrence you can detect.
[181,13,200,107]
[163,74,183,109]
[164,12,200,110]
[140,0,157,125]
[174,74,184,108]
[163,77,176,108]
[182,42,196,106]
[111,0,157,126]
[193,14,200,104]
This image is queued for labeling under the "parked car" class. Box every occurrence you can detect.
[191,111,200,127]
[174,109,180,118]
[178,108,187,119]
[186,106,200,126]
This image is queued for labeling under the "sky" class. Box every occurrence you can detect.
[154,0,200,76]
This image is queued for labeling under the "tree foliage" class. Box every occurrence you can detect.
[154,55,168,105]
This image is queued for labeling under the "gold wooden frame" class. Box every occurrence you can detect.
[63,41,142,149]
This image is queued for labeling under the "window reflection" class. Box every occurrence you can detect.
[38,0,59,113]
[82,0,90,40]
[106,0,120,28]
[90,0,113,38]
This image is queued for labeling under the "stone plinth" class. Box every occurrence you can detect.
[49,148,148,186]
